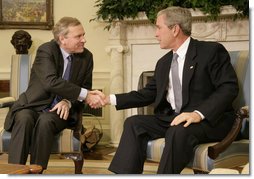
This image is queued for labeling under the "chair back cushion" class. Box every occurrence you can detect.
[229,51,250,109]
[10,54,34,100]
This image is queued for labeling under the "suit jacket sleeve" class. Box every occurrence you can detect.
[115,76,157,110]
[194,42,239,124]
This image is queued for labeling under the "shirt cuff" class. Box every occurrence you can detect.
[194,110,205,120]
[110,94,117,105]
[77,88,88,102]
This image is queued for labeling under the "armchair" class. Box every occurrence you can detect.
[140,50,249,173]
[0,55,85,174]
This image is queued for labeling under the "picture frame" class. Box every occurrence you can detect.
[0,0,54,30]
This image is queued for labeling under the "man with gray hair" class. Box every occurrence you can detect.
[105,6,238,174]
[5,17,104,172]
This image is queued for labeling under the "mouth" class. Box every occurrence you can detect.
[77,43,84,48]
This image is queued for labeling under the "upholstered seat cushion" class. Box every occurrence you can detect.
[146,138,249,172]
[0,127,81,153]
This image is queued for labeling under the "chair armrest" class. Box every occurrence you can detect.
[208,106,249,159]
[0,97,15,108]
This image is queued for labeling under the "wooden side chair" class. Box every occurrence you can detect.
[139,50,249,173]
[0,54,85,174]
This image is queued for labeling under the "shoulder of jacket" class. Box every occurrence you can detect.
[38,40,59,50]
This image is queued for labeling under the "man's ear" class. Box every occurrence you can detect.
[173,24,180,36]
[59,35,65,45]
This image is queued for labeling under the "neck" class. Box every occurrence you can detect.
[172,35,189,52]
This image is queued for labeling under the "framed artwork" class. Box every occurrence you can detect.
[0,0,53,29]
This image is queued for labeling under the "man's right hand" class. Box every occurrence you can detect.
[85,90,106,109]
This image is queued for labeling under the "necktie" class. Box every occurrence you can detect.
[63,55,72,81]
[171,53,182,113]
[48,55,73,109]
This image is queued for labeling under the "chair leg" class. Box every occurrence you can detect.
[73,155,84,174]
[63,153,84,174]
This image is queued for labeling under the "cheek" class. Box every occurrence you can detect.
[161,35,173,48]
[161,33,170,43]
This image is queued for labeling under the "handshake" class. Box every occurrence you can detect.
[85,90,110,109]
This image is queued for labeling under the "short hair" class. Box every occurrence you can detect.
[52,17,81,44]
[157,6,192,36]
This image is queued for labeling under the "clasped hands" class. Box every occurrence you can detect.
[85,90,109,109]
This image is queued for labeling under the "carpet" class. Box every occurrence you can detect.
[44,155,160,174]
[43,154,194,175]
[0,148,194,175]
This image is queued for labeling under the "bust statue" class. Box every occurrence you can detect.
[11,30,33,54]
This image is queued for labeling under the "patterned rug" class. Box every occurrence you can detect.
[44,155,160,174]
[0,150,194,175]
[43,154,194,175]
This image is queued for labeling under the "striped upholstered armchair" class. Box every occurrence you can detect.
[0,55,84,174]
[139,51,249,173]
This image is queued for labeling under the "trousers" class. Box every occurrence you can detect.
[108,114,211,174]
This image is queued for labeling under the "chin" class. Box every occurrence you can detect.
[76,48,84,53]
[160,45,166,49]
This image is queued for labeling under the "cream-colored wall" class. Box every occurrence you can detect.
[0,0,110,80]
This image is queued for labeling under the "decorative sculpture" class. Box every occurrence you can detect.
[11,30,33,54]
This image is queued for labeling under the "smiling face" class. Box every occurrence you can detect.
[59,24,86,54]
[155,14,176,50]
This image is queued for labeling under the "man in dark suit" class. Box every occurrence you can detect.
[4,17,104,171]
[104,7,239,174]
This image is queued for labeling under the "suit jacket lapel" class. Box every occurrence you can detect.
[155,52,172,106]
[182,38,197,108]
[161,52,172,92]
[57,50,64,77]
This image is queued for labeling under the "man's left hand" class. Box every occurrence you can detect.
[49,100,70,120]
[170,112,202,127]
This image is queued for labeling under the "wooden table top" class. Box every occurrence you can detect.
[0,164,42,174]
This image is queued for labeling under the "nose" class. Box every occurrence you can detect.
[80,36,86,43]
[155,29,159,38]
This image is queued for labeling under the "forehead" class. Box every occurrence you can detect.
[67,24,85,35]
[156,14,166,25]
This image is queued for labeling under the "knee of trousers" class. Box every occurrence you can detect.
[14,109,36,129]
[165,125,199,149]
[36,113,57,129]
[123,115,144,129]
[165,125,191,144]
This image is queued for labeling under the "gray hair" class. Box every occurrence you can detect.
[52,17,81,44]
[157,6,192,36]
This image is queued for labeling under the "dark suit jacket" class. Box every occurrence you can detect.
[115,38,239,138]
[4,40,93,131]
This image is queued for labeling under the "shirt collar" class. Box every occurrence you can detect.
[174,37,191,59]
[60,48,71,60]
